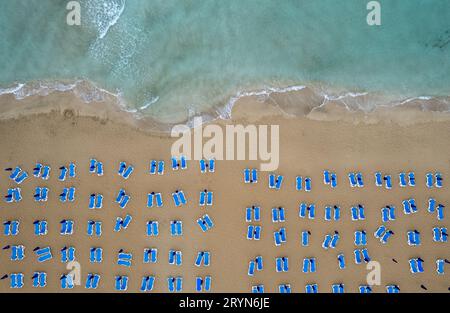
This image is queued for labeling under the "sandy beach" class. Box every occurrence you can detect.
[0,91,448,293]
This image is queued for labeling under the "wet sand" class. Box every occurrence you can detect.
[0,92,448,293]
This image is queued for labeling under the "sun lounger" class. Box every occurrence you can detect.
[356,172,364,187]
[252,285,265,293]
[209,159,215,172]
[332,284,344,293]
[89,159,97,173]
[296,176,302,190]
[409,198,417,213]
[436,259,445,275]
[331,206,340,220]
[157,161,165,175]
[409,259,418,273]
[380,230,393,244]
[251,168,258,183]
[172,192,181,206]
[244,168,251,183]
[302,259,310,273]
[338,254,346,269]
[302,231,310,246]
[35,246,52,263]
[203,214,214,228]
[323,170,330,185]
[198,219,208,232]
[69,162,76,178]
[248,260,256,276]
[278,284,291,294]
[115,276,128,291]
[351,207,358,221]
[3,220,19,236]
[59,166,68,181]
[417,258,424,272]
[15,171,28,184]
[274,231,281,246]
[382,207,389,222]
[86,273,101,289]
[146,221,159,236]
[330,233,339,248]
[435,172,442,188]
[305,177,311,192]
[348,173,357,187]
[385,175,392,189]
[143,248,158,263]
[118,162,126,176]
[362,249,370,262]
[150,160,157,174]
[9,167,21,180]
[299,203,307,218]
[32,272,47,288]
[359,285,372,293]
[386,285,400,293]
[437,204,445,220]
[199,159,207,173]
[171,157,179,170]
[358,205,365,219]
[375,172,383,186]
[426,173,434,188]
[10,273,24,289]
[354,249,362,264]
[325,206,332,221]
[408,172,415,186]
[305,284,318,294]
[33,163,43,177]
[399,172,407,187]
[322,235,332,250]
[308,204,315,219]
[97,162,104,176]
[331,173,337,188]
[428,198,436,213]
[123,165,134,179]
[119,194,130,209]
[402,200,411,214]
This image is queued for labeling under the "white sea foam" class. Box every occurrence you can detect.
[218,85,307,119]
[0,79,449,130]
[85,0,126,39]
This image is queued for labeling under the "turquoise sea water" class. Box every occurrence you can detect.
[0,0,449,122]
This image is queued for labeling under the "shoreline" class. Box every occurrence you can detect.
[1,80,450,133]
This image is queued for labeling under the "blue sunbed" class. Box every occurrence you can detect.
[305,177,311,192]
[348,172,357,187]
[399,172,407,187]
[338,254,346,269]
[375,172,383,186]
[408,172,415,186]
[426,173,433,188]
[157,161,164,175]
[296,176,302,190]
[209,159,215,172]
[331,173,337,188]
[244,168,250,183]
[435,172,442,188]
[248,260,256,276]
[69,163,76,178]
[123,165,134,179]
[302,231,309,246]
[251,169,257,183]
[323,170,330,184]
[59,167,67,181]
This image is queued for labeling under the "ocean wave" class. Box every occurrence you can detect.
[0,78,449,130]
[85,0,126,39]
[0,79,122,104]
